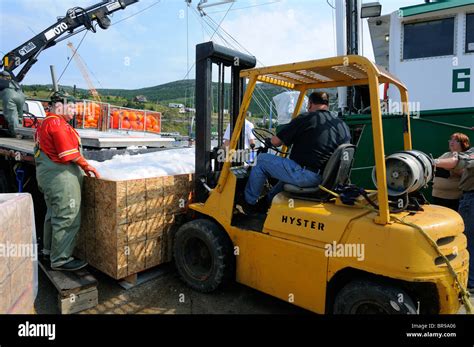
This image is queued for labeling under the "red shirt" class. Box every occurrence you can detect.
[35,112,81,163]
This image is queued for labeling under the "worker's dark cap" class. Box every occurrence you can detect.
[49,92,75,104]
[308,91,329,106]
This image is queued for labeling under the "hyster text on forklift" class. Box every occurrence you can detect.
[172,42,471,314]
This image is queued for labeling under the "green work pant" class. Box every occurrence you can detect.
[0,87,25,136]
[35,151,83,267]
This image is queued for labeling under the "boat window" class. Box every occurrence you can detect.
[466,13,474,53]
[403,17,455,59]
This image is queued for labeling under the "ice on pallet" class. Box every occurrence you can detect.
[89,147,195,181]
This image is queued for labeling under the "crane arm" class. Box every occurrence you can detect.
[1,0,139,83]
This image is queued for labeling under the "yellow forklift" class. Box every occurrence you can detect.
[173,42,470,314]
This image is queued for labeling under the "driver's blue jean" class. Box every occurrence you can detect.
[244,153,321,205]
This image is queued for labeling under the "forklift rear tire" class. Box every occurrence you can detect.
[174,219,235,293]
[333,280,417,314]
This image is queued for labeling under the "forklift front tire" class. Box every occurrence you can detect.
[174,219,235,293]
[333,279,418,314]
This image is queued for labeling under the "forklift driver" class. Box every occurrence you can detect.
[241,91,351,215]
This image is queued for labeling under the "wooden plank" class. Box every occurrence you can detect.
[127,220,147,242]
[127,179,147,222]
[146,216,164,239]
[82,177,96,208]
[38,259,97,297]
[117,247,128,279]
[163,174,193,214]
[162,214,177,263]
[126,203,147,222]
[95,179,127,225]
[121,273,137,286]
[145,236,163,268]
[127,240,146,275]
[146,198,164,218]
[127,179,146,204]
[59,287,98,314]
[145,177,163,199]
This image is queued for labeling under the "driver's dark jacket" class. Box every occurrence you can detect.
[276,110,351,171]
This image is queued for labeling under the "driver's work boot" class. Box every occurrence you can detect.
[237,199,259,216]
[255,198,270,214]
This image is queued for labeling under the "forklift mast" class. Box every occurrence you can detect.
[194,42,256,202]
[1,0,139,83]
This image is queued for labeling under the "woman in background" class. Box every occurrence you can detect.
[432,132,470,211]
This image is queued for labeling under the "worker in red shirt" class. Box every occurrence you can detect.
[35,96,100,271]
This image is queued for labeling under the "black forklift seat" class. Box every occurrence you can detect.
[283,143,356,198]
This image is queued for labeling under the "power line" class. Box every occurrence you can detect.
[111,0,162,26]
[197,10,272,109]
[206,0,281,14]
[203,12,282,109]
[331,0,337,55]
[201,12,237,49]
[205,13,268,67]
[191,7,215,40]
[185,2,190,108]
[186,3,283,116]
[209,2,235,42]
[57,0,162,90]
[180,6,235,81]
[56,30,88,85]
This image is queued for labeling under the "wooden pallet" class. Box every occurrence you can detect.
[118,262,172,290]
[38,259,98,314]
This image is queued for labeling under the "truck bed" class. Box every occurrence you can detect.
[0,137,35,154]
[17,127,188,149]
[0,135,192,163]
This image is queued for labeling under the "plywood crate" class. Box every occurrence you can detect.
[76,174,193,280]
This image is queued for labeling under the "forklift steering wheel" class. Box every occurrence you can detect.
[252,128,285,154]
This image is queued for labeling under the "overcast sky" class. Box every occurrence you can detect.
[0,0,414,89]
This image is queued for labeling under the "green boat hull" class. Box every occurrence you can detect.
[344,107,474,195]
